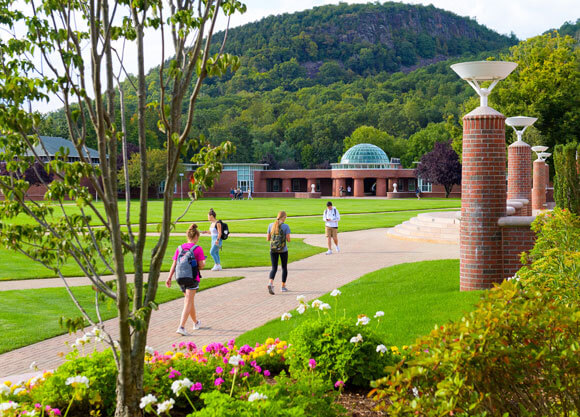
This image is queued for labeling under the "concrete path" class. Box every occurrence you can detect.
[0,228,459,381]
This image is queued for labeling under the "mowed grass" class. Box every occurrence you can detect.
[0,236,325,281]
[0,277,241,354]
[3,198,460,226]
[236,260,482,348]
[157,210,456,235]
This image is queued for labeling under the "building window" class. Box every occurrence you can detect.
[292,179,301,192]
[268,179,281,192]
[418,178,432,193]
[408,179,416,192]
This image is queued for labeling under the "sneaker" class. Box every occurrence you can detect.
[211,265,219,271]
[216,264,223,271]
[335,246,340,253]
[326,250,332,255]
[268,284,275,295]
[281,287,289,292]
[176,327,192,336]
[193,320,201,330]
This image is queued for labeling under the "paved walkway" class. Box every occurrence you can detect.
[0,228,459,381]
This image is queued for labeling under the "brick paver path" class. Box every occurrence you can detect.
[0,228,458,381]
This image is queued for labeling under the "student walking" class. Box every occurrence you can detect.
[202,208,223,271]
[166,224,206,336]
[267,211,291,294]
[323,201,340,255]
[247,188,253,200]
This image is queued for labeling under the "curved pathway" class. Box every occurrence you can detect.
[0,228,459,381]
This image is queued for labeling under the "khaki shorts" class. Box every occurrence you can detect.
[325,226,338,239]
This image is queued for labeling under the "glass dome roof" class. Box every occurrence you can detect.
[340,143,389,164]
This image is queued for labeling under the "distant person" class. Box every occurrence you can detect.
[339,186,344,197]
[415,188,421,200]
[323,201,340,255]
[347,185,351,196]
[202,208,223,271]
[267,210,291,294]
[230,187,235,200]
[285,188,289,193]
[236,188,243,200]
[247,188,253,200]
[166,224,206,336]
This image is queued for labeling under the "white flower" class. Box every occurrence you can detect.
[75,335,91,345]
[248,392,268,402]
[374,311,385,318]
[0,385,11,395]
[139,394,157,409]
[319,303,331,311]
[65,375,89,388]
[356,316,370,326]
[412,387,420,398]
[311,299,322,309]
[145,346,155,355]
[330,289,341,297]
[27,410,38,416]
[296,295,306,303]
[28,376,41,387]
[266,346,275,355]
[281,312,292,321]
[91,327,102,337]
[296,304,306,314]
[228,355,243,367]
[350,334,363,344]
[171,378,193,396]
[157,398,175,414]
[113,340,120,350]
[0,402,19,411]
[376,344,388,354]
[12,388,25,395]
[29,361,38,370]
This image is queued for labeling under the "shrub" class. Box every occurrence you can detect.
[188,371,345,417]
[287,315,399,388]
[369,208,580,416]
[553,141,580,215]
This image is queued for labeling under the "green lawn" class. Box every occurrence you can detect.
[0,236,325,281]
[2,198,460,226]
[236,260,482,348]
[0,277,241,354]
[155,210,456,235]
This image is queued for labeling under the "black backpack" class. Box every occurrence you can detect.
[175,245,199,280]
[217,220,230,240]
[270,226,287,253]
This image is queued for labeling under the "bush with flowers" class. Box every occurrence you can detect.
[286,294,399,388]
[369,208,580,416]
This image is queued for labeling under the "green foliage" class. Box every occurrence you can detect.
[287,315,399,388]
[189,371,345,417]
[553,141,580,215]
[403,121,453,166]
[342,125,404,162]
[30,349,118,416]
[370,208,580,416]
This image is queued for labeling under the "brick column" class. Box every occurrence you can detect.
[307,178,316,193]
[460,108,507,291]
[507,141,532,215]
[281,178,291,193]
[353,178,364,197]
[375,178,387,196]
[387,178,396,192]
[532,160,547,211]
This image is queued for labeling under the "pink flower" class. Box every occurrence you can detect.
[242,372,249,378]
[308,359,316,370]
[254,366,262,373]
[263,370,270,377]
[51,409,62,416]
[168,368,181,379]
[334,380,344,388]
[216,366,223,374]
[190,382,203,391]
[214,377,224,386]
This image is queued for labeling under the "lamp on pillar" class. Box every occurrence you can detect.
[505,116,536,216]
[531,146,550,211]
[531,146,549,159]
[451,60,517,291]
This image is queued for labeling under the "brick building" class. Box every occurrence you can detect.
[188,143,460,199]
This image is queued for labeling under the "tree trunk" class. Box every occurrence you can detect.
[115,364,143,417]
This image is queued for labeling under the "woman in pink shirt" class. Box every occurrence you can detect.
[165,224,206,336]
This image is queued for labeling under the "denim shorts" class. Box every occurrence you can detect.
[176,277,199,293]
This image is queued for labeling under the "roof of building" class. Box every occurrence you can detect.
[340,143,390,165]
[30,136,100,160]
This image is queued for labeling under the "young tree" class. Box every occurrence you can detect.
[0,0,244,415]
[416,140,462,198]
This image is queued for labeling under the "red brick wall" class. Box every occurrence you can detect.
[507,141,532,215]
[501,223,536,279]
[532,160,547,210]
[460,111,507,291]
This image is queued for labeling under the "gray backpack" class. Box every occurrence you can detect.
[176,245,199,280]
[270,226,287,253]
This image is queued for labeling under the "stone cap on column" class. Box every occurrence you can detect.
[498,216,536,227]
[464,106,504,118]
[508,140,531,148]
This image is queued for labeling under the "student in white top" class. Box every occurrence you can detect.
[323,201,340,255]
